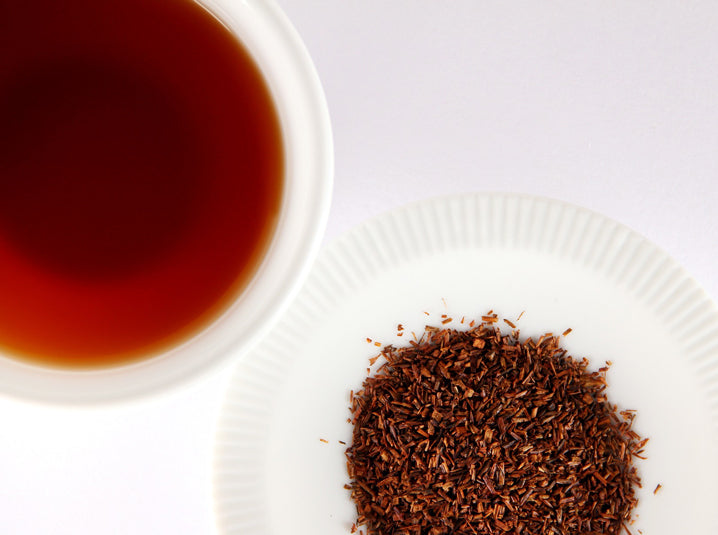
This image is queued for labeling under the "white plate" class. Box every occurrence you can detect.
[214,193,718,534]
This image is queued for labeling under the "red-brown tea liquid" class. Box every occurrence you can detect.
[0,0,284,367]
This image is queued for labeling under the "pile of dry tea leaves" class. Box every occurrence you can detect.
[346,316,646,535]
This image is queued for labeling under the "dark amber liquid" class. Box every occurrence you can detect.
[0,0,284,367]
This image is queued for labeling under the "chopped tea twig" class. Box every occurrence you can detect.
[346,318,644,535]
[654,483,662,494]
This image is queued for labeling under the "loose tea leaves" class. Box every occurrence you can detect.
[346,317,646,535]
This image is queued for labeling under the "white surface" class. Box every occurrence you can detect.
[3,1,718,533]
[0,0,332,404]
[215,194,718,535]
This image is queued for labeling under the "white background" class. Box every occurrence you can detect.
[1,1,717,533]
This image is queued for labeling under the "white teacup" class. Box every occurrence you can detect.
[0,0,333,404]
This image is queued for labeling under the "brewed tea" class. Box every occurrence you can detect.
[0,0,284,367]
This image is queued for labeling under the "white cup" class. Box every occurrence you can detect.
[0,0,333,404]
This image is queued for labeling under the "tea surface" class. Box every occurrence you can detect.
[0,0,284,366]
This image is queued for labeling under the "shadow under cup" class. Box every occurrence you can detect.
[0,0,287,370]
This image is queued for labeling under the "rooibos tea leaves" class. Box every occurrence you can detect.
[347,316,645,535]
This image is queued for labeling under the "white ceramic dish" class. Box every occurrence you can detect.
[214,193,718,534]
[0,0,333,404]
